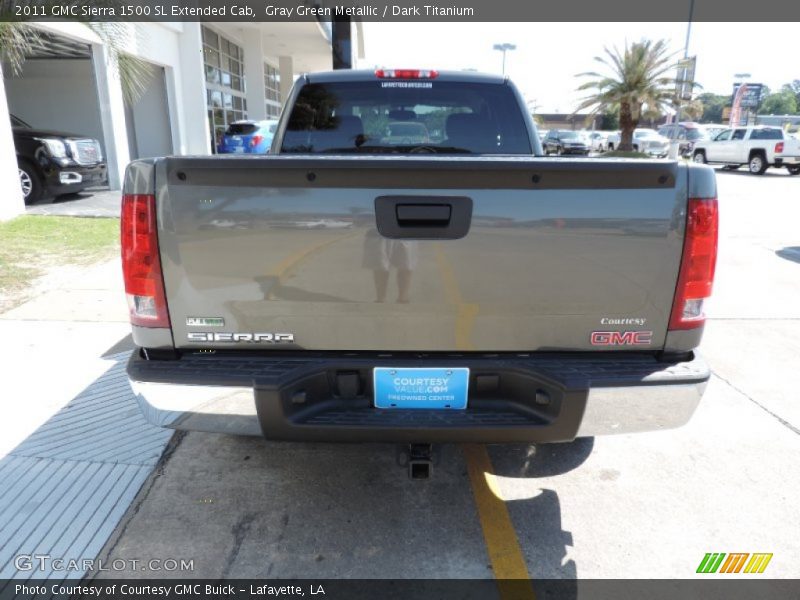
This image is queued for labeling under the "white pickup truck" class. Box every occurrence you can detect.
[692,126,800,175]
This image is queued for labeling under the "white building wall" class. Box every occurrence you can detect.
[127,64,172,159]
[173,23,212,154]
[0,63,25,221]
[91,42,129,190]
[242,28,267,121]
[279,56,294,104]
[109,22,209,156]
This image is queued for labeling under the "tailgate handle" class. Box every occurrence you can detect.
[375,196,473,240]
[396,204,451,226]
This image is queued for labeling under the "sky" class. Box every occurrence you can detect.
[359,22,800,113]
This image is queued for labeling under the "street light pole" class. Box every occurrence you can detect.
[492,43,516,76]
[668,0,695,158]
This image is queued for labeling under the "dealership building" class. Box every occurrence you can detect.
[0,19,363,220]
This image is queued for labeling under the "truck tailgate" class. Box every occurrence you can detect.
[154,156,688,352]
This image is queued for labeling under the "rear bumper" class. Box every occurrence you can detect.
[643,147,669,157]
[561,147,590,155]
[128,350,709,443]
[774,157,800,166]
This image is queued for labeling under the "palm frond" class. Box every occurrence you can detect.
[87,22,154,104]
[0,20,153,104]
[0,23,41,76]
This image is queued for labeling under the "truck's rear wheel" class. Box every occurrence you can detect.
[692,151,706,164]
[748,153,767,175]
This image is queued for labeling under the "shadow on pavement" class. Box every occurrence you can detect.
[714,168,791,177]
[88,428,591,595]
[25,187,120,218]
[488,439,594,595]
[101,333,135,357]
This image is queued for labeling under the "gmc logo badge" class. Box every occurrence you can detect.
[591,331,653,346]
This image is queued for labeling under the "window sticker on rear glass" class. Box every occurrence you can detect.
[380,81,433,89]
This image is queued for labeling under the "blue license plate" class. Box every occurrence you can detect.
[373,367,469,409]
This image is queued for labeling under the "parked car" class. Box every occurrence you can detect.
[605,131,620,150]
[703,124,728,140]
[692,125,800,175]
[632,128,670,157]
[587,131,610,152]
[658,122,709,157]
[11,114,107,204]
[537,129,549,144]
[543,129,590,155]
[577,130,593,148]
[217,119,278,154]
[123,68,716,452]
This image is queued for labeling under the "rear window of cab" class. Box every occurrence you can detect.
[750,128,783,140]
[280,80,532,155]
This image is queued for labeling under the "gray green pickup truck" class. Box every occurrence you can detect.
[122,69,718,443]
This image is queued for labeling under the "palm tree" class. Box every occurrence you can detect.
[0,21,152,104]
[680,98,704,121]
[0,23,41,76]
[575,39,678,151]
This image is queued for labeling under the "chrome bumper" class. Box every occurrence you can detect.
[576,382,705,436]
[131,380,262,436]
[129,357,708,440]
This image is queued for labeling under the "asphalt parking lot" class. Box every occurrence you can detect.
[2,167,799,587]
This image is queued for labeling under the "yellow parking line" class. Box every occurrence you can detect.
[267,230,360,283]
[462,444,536,599]
[434,244,479,350]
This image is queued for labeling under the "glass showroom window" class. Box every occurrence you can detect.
[264,63,281,118]
[203,26,247,152]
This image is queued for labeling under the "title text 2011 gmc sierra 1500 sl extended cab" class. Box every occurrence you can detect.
[122,69,718,445]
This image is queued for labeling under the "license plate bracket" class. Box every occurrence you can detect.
[373,367,469,409]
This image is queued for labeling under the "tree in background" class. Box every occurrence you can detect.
[789,80,800,110]
[599,110,619,130]
[575,39,677,151]
[681,98,704,121]
[697,93,727,123]
[759,86,799,115]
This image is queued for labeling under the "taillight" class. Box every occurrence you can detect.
[669,198,719,330]
[250,135,264,148]
[775,142,784,153]
[121,193,170,328]
[375,69,439,79]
